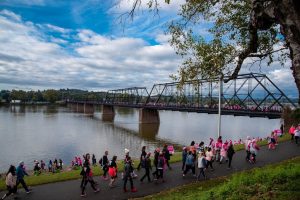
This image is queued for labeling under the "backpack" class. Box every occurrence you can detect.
[186,154,194,165]
[99,158,103,166]
[158,157,164,168]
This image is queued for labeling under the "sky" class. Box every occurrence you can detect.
[0,0,297,98]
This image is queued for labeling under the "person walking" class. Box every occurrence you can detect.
[183,151,196,177]
[181,147,187,171]
[123,157,137,193]
[100,151,109,180]
[249,140,260,163]
[197,152,207,180]
[80,153,99,197]
[137,146,147,170]
[289,125,295,141]
[16,161,31,194]
[108,155,118,188]
[92,154,97,166]
[140,153,152,183]
[244,136,252,162]
[152,148,160,180]
[227,144,235,169]
[163,144,172,170]
[1,165,17,200]
[157,152,166,182]
[205,147,214,171]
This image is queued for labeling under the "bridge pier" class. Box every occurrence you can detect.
[102,105,115,121]
[84,103,94,115]
[77,103,84,113]
[139,108,160,124]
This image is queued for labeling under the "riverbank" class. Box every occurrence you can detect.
[136,156,300,200]
[0,133,292,191]
[0,138,299,200]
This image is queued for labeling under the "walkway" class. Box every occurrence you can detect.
[1,141,299,200]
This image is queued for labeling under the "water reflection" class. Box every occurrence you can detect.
[44,105,59,114]
[138,123,160,141]
[0,105,280,172]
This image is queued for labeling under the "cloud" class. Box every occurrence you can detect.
[0,9,297,99]
[0,9,181,91]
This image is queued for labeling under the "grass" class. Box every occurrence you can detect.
[0,133,292,192]
[134,156,300,200]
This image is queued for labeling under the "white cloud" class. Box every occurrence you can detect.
[0,9,297,99]
[0,10,182,91]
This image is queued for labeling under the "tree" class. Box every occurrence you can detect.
[43,89,59,103]
[126,0,300,103]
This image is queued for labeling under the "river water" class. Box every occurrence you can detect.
[0,105,280,172]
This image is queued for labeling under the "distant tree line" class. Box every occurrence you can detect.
[0,89,106,104]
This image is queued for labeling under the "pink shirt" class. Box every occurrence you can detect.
[289,127,295,135]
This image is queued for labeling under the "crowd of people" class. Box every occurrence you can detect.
[1,124,299,199]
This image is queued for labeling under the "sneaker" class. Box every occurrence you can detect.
[26,190,31,194]
[80,193,86,197]
[131,188,137,193]
[182,174,185,177]
[94,189,100,193]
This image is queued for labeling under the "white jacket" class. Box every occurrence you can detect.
[198,156,206,168]
[5,172,17,187]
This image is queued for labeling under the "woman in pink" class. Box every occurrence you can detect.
[220,141,228,164]
[215,137,222,162]
[289,125,295,141]
[205,147,214,170]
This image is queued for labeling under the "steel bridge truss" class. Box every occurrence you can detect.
[105,87,149,105]
[103,73,296,113]
[146,73,296,111]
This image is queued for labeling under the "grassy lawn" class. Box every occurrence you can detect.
[135,156,300,200]
[0,133,292,191]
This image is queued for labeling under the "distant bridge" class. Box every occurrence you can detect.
[67,73,297,123]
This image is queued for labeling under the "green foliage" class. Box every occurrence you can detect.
[167,0,285,83]
[140,157,300,200]
[43,89,60,103]
[0,89,106,104]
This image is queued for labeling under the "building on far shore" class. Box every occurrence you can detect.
[11,100,21,104]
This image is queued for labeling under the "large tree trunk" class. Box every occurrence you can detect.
[276,0,300,105]
[252,0,300,104]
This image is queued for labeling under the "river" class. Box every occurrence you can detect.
[0,105,280,172]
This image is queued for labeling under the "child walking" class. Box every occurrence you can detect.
[197,152,207,180]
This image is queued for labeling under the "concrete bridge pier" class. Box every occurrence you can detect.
[77,103,84,113]
[102,105,115,122]
[139,108,160,124]
[84,103,94,115]
[68,103,78,112]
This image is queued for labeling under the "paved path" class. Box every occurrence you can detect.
[1,141,300,200]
